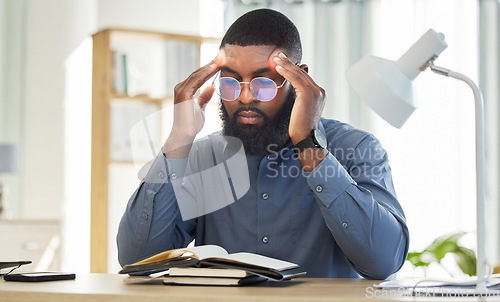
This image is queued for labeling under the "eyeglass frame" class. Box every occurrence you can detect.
[212,70,288,102]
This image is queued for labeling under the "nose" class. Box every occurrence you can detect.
[238,82,256,105]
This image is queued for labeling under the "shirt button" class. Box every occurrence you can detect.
[262,193,269,200]
[143,214,149,220]
[171,173,177,180]
[315,185,323,193]
[342,222,348,228]
[262,236,269,244]
[158,171,165,179]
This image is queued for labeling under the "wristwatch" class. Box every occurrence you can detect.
[293,129,327,154]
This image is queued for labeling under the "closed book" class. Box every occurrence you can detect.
[169,267,253,278]
[163,275,267,286]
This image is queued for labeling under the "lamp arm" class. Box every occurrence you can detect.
[429,62,488,291]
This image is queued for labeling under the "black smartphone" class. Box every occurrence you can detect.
[4,272,76,282]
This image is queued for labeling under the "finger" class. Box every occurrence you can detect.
[187,63,219,89]
[212,49,226,67]
[198,86,215,110]
[274,59,307,84]
[179,49,225,95]
[175,63,218,100]
[274,56,322,94]
[186,49,224,88]
[273,53,311,80]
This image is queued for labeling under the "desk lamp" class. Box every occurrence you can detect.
[0,144,19,216]
[346,29,490,294]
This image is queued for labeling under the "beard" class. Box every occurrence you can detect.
[219,90,296,156]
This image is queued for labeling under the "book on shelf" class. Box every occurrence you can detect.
[119,244,306,281]
[112,51,128,95]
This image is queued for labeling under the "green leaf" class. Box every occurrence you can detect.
[425,232,466,261]
[453,246,477,276]
[406,232,476,276]
[406,251,432,268]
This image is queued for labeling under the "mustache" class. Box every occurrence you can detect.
[234,107,267,118]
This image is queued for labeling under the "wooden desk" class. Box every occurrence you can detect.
[0,273,496,301]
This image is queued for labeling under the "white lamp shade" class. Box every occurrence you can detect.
[346,29,448,128]
[346,56,417,128]
[0,145,19,173]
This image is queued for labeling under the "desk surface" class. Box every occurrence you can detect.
[0,273,496,302]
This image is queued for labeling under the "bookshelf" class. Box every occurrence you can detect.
[91,28,219,273]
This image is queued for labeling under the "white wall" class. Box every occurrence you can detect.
[0,0,208,272]
[1,0,203,220]
[20,0,97,219]
[96,0,201,34]
[0,0,25,217]
[0,0,5,139]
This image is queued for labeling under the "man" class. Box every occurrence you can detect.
[117,8,409,279]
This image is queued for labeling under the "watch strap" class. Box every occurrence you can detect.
[294,136,316,154]
[293,129,326,154]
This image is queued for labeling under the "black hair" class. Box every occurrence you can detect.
[220,9,302,63]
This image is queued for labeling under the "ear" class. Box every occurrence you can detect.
[299,64,309,73]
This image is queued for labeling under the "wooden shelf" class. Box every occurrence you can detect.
[91,28,219,273]
[110,93,169,103]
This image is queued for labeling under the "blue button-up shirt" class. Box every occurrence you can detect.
[117,118,409,279]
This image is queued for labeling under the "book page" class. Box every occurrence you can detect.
[132,245,228,266]
[185,245,228,260]
[134,248,188,265]
[207,252,298,271]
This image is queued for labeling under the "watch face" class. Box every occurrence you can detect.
[313,129,327,148]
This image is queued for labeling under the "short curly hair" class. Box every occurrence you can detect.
[220,9,302,63]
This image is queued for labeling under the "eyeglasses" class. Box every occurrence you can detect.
[212,71,287,102]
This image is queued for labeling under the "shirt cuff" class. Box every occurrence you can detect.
[306,152,355,208]
[142,151,188,193]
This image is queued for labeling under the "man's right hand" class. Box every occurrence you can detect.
[162,52,224,158]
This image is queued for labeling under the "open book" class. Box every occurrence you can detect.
[119,245,306,281]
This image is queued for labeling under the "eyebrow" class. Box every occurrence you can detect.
[220,66,271,75]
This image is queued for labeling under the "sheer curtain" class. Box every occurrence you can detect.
[479,0,500,268]
[223,0,373,129]
[366,0,479,277]
[224,0,495,277]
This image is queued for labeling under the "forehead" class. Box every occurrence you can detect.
[221,44,283,74]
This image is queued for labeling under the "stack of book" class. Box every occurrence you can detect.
[119,245,306,286]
